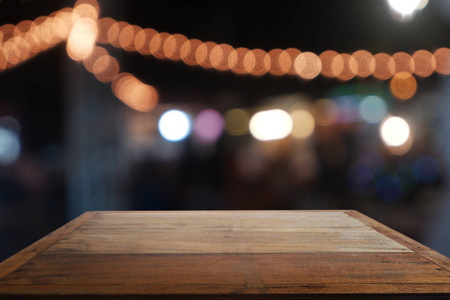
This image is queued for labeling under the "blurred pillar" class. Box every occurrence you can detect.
[424,76,450,257]
[64,0,129,220]
[64,64,129,220]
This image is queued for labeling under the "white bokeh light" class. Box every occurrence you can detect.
[387,0,424,16]
[249,109,293,141]
[158,110,191,142]
[380,116,410,147]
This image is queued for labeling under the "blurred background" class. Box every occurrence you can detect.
[1,0,450,261]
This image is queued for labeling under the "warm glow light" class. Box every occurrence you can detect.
[195,41,217,68]
[434,48,450,75]
[352,50,375,77]
[96,18,116,44]
[290,109,315,138]
[210,43,234,71]
[387,0,422,16]
[380,116,410,147]
[295,52,321,79]
[112,73,158,111]
[194,109,224,143]
[163,33,188,60]
[119,24,141,52]
[135,28,158,55]
[158,110,191,142]
[392,52,414,74]
[180,39,203,66]
[387,134,413,155]
[389,72,417,100]
[67,18,98,61]
[373,53,396,80]
[83,45,107,72]
[228,47,250,74]
[224,108,250,136]
[107,21,128,48]
[268,49,291,75]
[320,50,341,78]
[249,109,293,141]
[359,96,388,123]
[93,55,119,82]
[334,53,357,80]
[284,48,301,75]
[245,49,270,76]
[150,32,170,59]
[413,50,435,77]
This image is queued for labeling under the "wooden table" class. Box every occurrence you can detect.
[0,210,449,299]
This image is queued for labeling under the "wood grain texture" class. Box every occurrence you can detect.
[0,210,449,299]
[0,211,97,280]
[44,211,411,254]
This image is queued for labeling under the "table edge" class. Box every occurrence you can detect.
[0,211,98,279]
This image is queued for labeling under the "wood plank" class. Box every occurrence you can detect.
[346,210,450,272]
[44,211,410,254]
[0,211,98,280]
[1,253,450,296]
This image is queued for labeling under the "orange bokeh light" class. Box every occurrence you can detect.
[412,50,435,77]
[119,24,142,52]
[228,47,250,74]
[373,53,396,80]
[320,50,341,78]
[284,48,301,75]
[434,48,450,75]
[150,32,170,59]
[83,46,108,72]
[245,49,270,76]
[392,52,414,74]
[112,73,158,112]
[97,18,116,44]
[163,33,188,60]
[295,51,322,79]
[195,41,217,68]
[14,20,33,37]
[0,24,15,44]
[390,72,417,100]
[267,49,291,76]
[73,3,99,21]
[210,43,234,71]
[352,50,375,77]
[93,55,119,82]
[74,0,100,18]
[334,53,357,80]
[134,28,158,55]
[180,38,202,66]
[107,21,128,48]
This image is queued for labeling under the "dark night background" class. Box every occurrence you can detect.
[1,0,450,261]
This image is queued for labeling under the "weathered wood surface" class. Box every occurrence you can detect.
[0,210,449,299]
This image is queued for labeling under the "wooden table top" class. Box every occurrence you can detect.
[0,210,449,299]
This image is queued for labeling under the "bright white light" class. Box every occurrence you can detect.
[158,110,191,142]
[0,128,20,165]
[380,116,410,147]
[387,0,422,16]
[249,109,293,141]
[359,96,388,124]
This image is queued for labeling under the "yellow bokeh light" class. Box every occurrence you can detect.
[380,116,410,147]
[224,109,250,136]
[290,109,315,139]
[249,109,293,141]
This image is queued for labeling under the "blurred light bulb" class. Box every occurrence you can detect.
[158,110,191,142]
[387,0,423,16]
[0,127,20,165]
[380,116,410,147]
[359,96,387,123]
[249,109,292,141]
